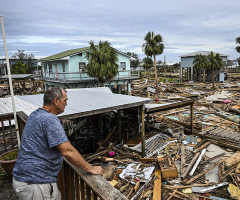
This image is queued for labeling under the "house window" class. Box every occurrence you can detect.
[62,63,66,72]
[44,64,47,72]
[49,64,53,72]
[120,62,126,70]
[79,62,86,72]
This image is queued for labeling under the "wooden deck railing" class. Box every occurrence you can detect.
[57,158,128,200]
[0,111,28,154]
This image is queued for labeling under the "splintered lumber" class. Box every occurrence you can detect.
[167,189,177,200]
[220,167,236,181]
[167,193,184,200]
[134,181,140,192]
[225,152,240,169]
[186,159,226,184]
[120,182,130,192]
[193,141,211,153]
[153,180,162,200]
[218,164,223,181]
[182,152,200,178]
[127,188,134,199]
[158,157,178,178]
[96,127,116,153]
[189,149,206,176]
[153,170,161,200]
[139,158,155,162]
[86,149,109,162]
[164,183,214,189]
[113,169,122,181]
[166,188,189,198]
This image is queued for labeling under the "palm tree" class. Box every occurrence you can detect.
[206,51,223,89]
[142,57,153,83]
[193,54,207,82]
[142,32,164,94]
[85,40,119,87]
[236,37,240,53]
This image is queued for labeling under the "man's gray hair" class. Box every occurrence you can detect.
[43,87,66,105]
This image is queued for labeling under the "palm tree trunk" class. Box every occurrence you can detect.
[203,69,205,82]
[212,67,214,89]
[199,69,201,82]
[154,54,158,95]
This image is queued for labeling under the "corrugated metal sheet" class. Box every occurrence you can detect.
[0,74,33,79]
[0,88,152,127]
[18,87,152,117]
[0,97,38,127]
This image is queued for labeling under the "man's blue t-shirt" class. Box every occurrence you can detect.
[13,108,69,184]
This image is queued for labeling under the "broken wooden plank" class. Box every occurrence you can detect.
[189,149,206,176]
[193,141,211,153]
[153,169,161,200]
[186,159,226,184]
[158,157,178,178]
[139,158,156,162]
[96,127,116,153]
[182,152,200,178]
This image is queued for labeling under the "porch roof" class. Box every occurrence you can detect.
[0,87,152,120]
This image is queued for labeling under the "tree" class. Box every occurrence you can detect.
[85,40,119,87]
[206,51,223,89]
[11,61,27,74]
[126,52,140,69]
[236,37,240,53]
[142,57,153,82]
[142,32,164,95]
[11,50,36,73]
[156,60,164,73]
[172,63,180,73]
[237,57,240,66]
[193,54,207,82]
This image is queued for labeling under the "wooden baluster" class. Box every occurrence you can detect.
[1,119,6,151]
[8,119,14,150]
[93,192,98,200]
[86,184,91,200]
[70,169,75,200]
[80,177,85,200]
[75,173,80,200]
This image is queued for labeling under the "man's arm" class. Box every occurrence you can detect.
[57,141,103,175]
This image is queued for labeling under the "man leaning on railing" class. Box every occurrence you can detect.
[12,87,103,200]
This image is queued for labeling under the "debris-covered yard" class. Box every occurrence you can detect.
[3,77,240,199]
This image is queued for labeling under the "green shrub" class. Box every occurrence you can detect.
[0,150,19,161]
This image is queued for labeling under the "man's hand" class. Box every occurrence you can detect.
[57,141,104,176]
[89,166,103,176]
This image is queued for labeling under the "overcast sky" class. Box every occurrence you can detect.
[0,0,240,63]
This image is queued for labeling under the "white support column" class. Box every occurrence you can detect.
[0,14,20,148]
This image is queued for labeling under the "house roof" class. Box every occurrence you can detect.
[179,51,229,58]
[38,46,131,62]
[38,47,90,62]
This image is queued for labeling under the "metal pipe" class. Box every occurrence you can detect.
[0,14,20,148]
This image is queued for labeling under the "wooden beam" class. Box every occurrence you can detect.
[100,113,103,137]
[190,104,193,135]
[141,106,145,158]
[118,110,121,144]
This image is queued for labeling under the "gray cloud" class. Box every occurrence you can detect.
[0,0,240,62]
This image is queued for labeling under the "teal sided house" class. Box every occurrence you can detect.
[38,47,139,93]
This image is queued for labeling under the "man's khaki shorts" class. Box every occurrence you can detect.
[12,177,61,200]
